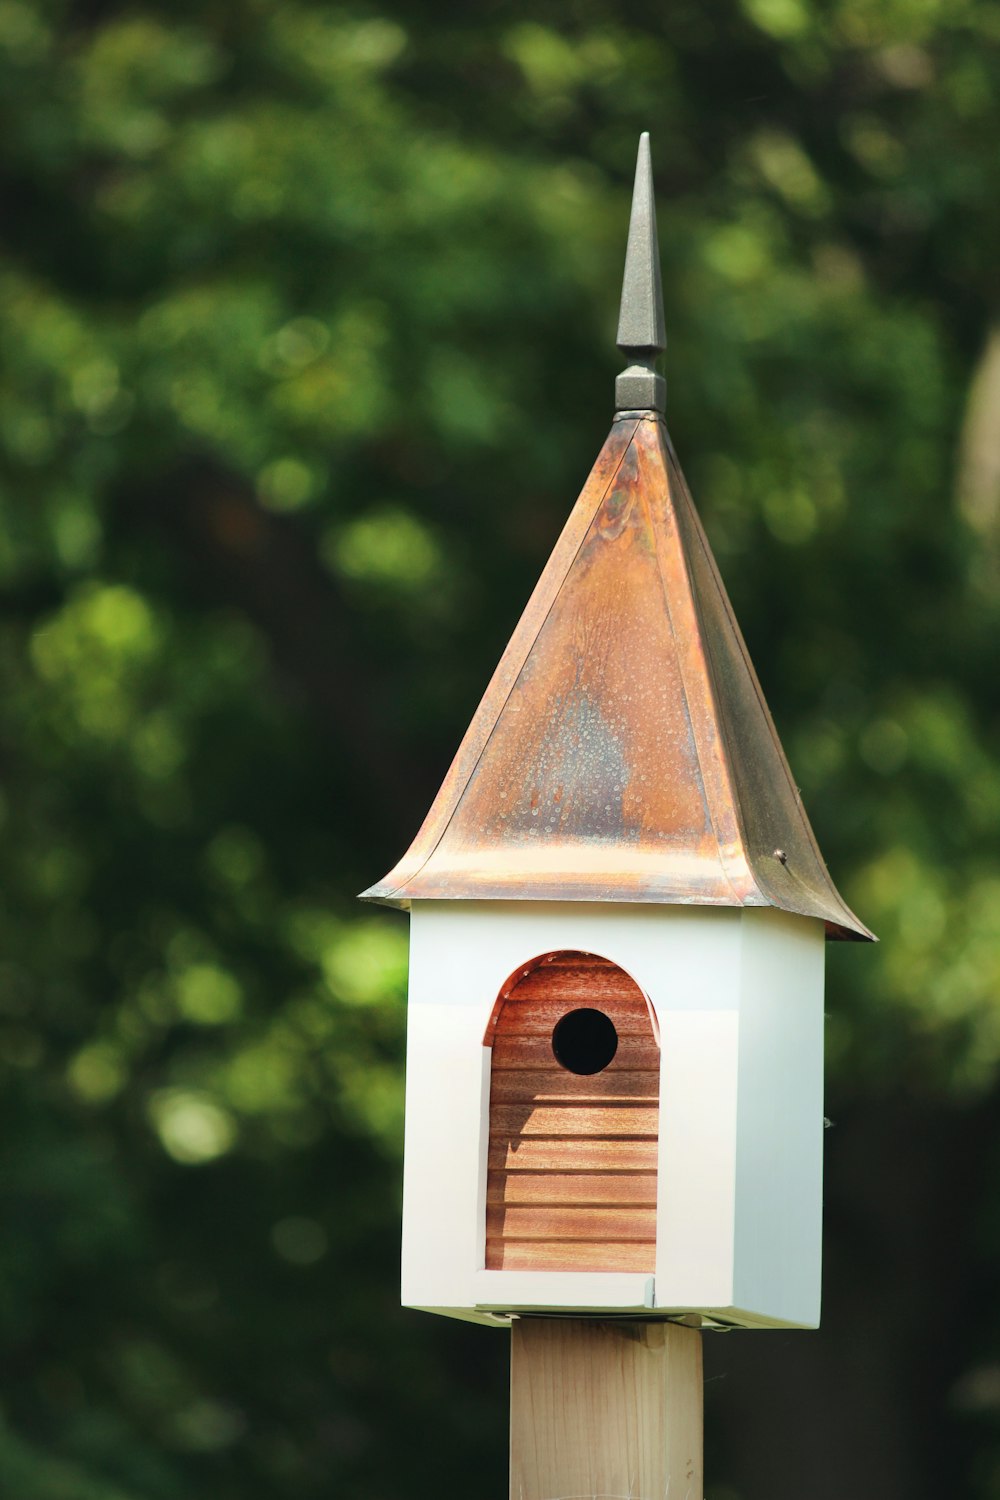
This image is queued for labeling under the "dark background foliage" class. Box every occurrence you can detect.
[2,1,1000,1495]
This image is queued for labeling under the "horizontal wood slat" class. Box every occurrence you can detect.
[491,1104,659,1138]
[486,1171,658,1207]
[487,950,660,1276]
[488,1137,659,1172]
[531,952,615,966]
[486,1240,655,1272]
[487,1206,657,1242]
[490,1034,661,1070]
[490,1069,659,1103]
[501,964,642,1003]
[493,995,653,1035]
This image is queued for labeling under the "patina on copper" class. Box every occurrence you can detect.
[361,412,871,939]
[361,133,872,941]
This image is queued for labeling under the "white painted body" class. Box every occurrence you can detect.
[401,900,825,1329]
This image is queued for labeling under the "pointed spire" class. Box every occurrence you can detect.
[615,132,667,415]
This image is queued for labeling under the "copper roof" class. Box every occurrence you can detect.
[361,137,872,942]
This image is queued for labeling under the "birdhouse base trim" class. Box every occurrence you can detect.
[404,1288,818,1331]
[473,1271,655,1314]
[466,1275,818,1330]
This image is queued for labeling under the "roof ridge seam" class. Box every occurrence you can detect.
[661,436,871,939]
[637,431,750,909]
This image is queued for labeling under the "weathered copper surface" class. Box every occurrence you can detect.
[361,414,872,941]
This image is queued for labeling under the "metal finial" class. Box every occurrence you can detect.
[615,132,666,414]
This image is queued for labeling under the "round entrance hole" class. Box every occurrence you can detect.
[551,1008,619,1075]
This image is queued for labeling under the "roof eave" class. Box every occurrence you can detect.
[358,869,873,941]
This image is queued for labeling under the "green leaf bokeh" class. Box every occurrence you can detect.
[2,2,1000,1497]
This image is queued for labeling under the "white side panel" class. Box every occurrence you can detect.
[399,1001,490,1312]
[410,899,744,1013]
[655,1008,739,1309]
[733,909,825,1328]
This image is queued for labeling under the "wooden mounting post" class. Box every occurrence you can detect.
[510,1317,703,1500]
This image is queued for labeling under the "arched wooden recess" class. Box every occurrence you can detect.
[484,950,660,1272]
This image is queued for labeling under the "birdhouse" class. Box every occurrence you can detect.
[361,135,872,1333]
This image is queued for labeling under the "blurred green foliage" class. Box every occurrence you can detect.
[2,1,1000,1497]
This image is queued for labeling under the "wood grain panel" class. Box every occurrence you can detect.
[502,962,644,1001]
[487,1171,658,1206]
[487,1206,657,1242]
[491,1033,661,1070]
[489,1069,658,1102]
[491,1104,659,1137]
[488,1239,655,1272]
[486,949,659,1274]
[492,995,654,1035]
[488,1137,659,1173]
